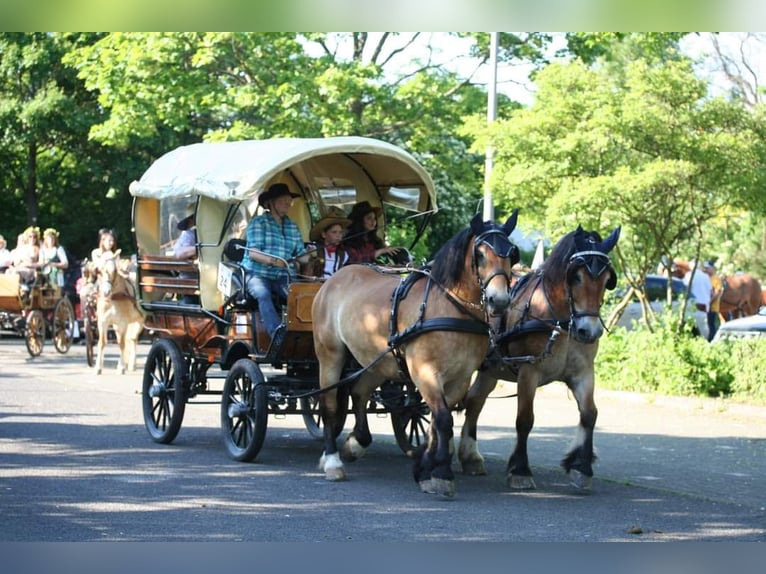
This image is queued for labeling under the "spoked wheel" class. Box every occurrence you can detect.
[24,310,45,357]
[221,359,268,462]
[301,388,349,440]
[83,299,98,367]
[386,381,430,457]
[142,338,188,444]
[53,298,75,354]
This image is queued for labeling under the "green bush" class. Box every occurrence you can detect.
[595,319,739,400]
[725,339,766,403]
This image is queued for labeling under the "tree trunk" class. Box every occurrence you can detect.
[25,140,39,226]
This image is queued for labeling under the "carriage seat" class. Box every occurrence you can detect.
[221,238,287,311]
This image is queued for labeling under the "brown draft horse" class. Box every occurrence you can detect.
[669,260,762,320]
[93,254,145,374]
[458,225,620,490]
[312,211,520,498]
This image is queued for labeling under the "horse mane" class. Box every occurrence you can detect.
[429,227,473,288]
[541,228,603,283]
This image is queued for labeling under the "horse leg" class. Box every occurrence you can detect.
[506,371,537,489]
[561,375,597,490]
[340,372,378,463]
[317,353,349,481]
[114,329,126,374]
[413,397,455,498]
[126,320,143,371]
[95,318,108,375]
[458,369,499,476]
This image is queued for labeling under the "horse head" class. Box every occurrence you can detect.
[562,225,620,343]
[469,209,520,316]
[94,251,123,298]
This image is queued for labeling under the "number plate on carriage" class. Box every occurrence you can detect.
[217,263,234,296]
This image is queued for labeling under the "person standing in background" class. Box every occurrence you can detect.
[703,260,722,341]
[38,228,69,288]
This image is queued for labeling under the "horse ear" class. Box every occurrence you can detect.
[501,208,519,235]
[470,212,485,235]
[600,226,621,253]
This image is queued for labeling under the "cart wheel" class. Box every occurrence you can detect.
[388,383,430,457]
[83,311,95,367]
[25,310,45,357]
[142,338,187,444]
[301,389,349,440]
[221,359,268,462]
[53,298,75,354]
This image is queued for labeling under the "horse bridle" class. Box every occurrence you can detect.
[564,250,616,325]
[472,228,519,300]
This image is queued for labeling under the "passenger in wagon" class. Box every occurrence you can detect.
[0,235,11,272]
[173,203,199,304]
[303,208,351,278]
[90,228,118,268]
[243,183,311,347]
[344,201,404,264]
[6,226,41,287]
[38,228,69,288]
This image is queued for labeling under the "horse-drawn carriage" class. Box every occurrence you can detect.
[132,137,619,498]
[0,270,76,357]
[131,137,442,461]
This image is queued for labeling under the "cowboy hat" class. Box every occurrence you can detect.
[309,208,351,242]
[258,183,299,207]
[348,200,383,221]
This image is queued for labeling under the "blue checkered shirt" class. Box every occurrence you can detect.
[242,212,305,280]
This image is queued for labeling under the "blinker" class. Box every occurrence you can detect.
[476,230,520,264]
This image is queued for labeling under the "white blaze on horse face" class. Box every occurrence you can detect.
[477,244,511,316]
[569,267,608,343]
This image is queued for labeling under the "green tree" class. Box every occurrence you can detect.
[467,55,766,329]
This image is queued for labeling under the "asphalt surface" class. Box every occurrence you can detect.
[0,336,764,541]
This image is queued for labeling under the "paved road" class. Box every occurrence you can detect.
[0,337,764,541]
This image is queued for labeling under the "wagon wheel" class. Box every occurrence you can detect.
[83,299,97,367]
[386,381,430,457]
[221,359,268,462]
[300,386,349,440]
[52,298,75,354]
[142,338,188,444]
[24,310,46,357]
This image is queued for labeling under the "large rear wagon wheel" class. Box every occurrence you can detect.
[142,338,188,444]
[53,298,75,354]
[221,359,268,462]
[301,388,349,440]
[25,310,45,357]
[387,382,430,457]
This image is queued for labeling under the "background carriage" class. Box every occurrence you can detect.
[0,270,76,357]
[131,137,437,461]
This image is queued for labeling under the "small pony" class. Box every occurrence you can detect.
[92,253,145,375]
[312,211,520,498]
[458,225,620,490]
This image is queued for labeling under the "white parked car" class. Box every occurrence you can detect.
[712,306,766,342]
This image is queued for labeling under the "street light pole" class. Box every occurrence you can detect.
[483,32,498,222]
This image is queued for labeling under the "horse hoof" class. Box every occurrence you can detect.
[340,435,366,463]
[460,459,487,476]
[319,452,346,481]
[424,478,455,499]
[568,470,592,490]
[508,474,536,490]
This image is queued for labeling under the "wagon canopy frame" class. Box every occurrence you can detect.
[129,136,438,310]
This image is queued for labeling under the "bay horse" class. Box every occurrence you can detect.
[92,254,145,375]
[458,225,620,490]
[312,211,520,498]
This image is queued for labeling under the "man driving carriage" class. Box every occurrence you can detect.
[243,183,313,350]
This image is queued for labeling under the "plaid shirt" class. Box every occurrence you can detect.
[242,212,305,280]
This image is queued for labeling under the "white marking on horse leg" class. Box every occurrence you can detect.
[458,436,486,476]
[341,434,367,462]
[319,451,346,481]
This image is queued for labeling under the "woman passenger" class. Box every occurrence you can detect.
[343,201,403,264]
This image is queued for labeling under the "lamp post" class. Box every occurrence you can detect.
[483,32,498,222]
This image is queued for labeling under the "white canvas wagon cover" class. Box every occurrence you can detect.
[129,136,437,211]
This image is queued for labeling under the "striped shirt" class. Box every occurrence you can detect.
[242,212,305,280]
